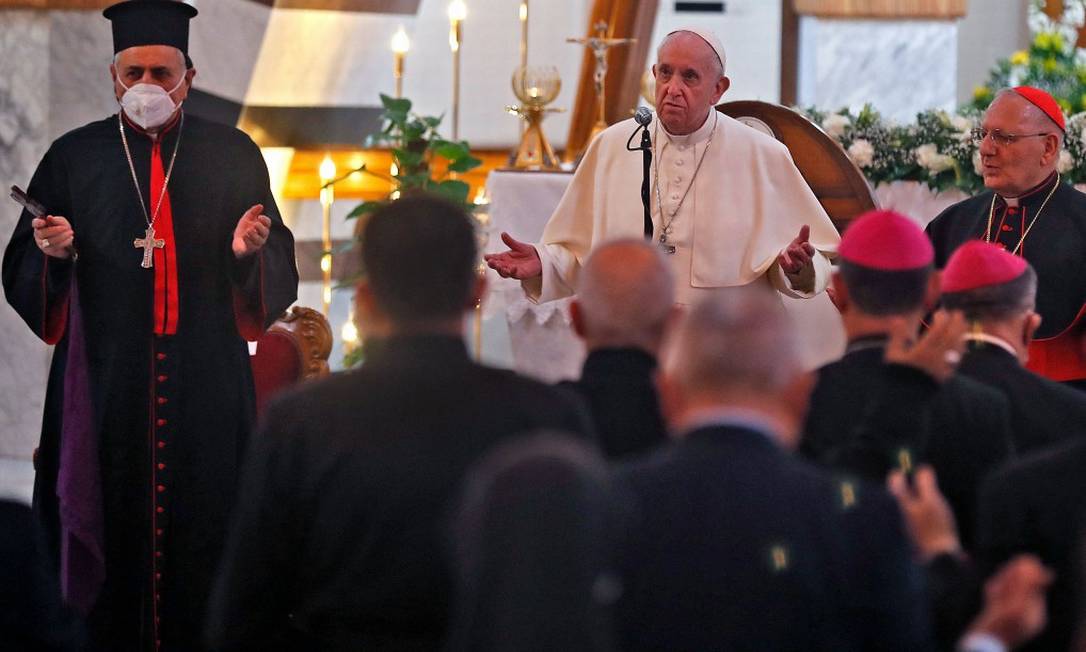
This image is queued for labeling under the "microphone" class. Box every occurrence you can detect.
[626,108,654,239]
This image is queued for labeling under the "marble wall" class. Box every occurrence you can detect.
[798,17,958,123]
[0,11,53,464]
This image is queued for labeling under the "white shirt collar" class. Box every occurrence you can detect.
[659,109,717,148]
[964,332,1019,358]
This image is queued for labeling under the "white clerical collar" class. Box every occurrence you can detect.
[964,332,1019,358]
[660,109,717,148]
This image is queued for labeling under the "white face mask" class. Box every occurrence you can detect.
[118,74,186,130]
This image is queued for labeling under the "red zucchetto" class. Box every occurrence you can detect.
[1012,86,1066,131]
[941,240,1029,293]
[839,210,933,271]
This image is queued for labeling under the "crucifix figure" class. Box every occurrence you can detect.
[134,225,165,269]
[567,21,635,145]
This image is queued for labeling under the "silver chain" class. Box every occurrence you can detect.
[118,112,184,229]
[653,111,718,242]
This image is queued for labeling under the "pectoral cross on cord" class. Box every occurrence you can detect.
[134,225,165,269]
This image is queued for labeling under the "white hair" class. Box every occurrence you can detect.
[663,287,800,394]
[657,30,725,79]
[113,47,187,71]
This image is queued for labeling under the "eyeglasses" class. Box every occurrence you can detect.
[970,127,1053,147]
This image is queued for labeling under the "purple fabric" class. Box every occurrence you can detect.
[56,279,105,615]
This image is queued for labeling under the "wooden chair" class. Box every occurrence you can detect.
[716,100,879,233]
[250,306,333,416]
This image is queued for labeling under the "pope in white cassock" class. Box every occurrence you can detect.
[486,27,840,314]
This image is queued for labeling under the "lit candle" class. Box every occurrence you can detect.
[391,26,410,99]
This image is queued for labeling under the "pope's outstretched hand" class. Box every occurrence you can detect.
[484,232,542,280]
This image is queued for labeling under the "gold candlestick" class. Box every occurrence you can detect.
[506,65,563,170]
[448,1,467,142]
[567,21,634,152]
[391,26,410,99]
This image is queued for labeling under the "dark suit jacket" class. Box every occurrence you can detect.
[802,344,1016,546]
[0,500,85,652]
[958,340,1086,453]
[205,334,595,652]
[976,439,1086,652]
[615,424,933,652]
[558,348,667,459]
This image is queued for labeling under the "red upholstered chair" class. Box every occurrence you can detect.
[250,306,333,416]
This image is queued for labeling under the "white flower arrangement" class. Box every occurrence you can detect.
[846,139,875,168]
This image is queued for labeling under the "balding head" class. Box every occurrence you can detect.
[571,239,675,354]
[658,287,811,447]
[979,89,1064,196]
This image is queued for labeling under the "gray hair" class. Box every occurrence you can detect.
[941,265,1038,322]
[663,287,800,394]
[991,88,1065,147]
[575,239,675,350]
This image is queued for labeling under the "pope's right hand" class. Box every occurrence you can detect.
[484,232,542,280]
[31,215,75,260]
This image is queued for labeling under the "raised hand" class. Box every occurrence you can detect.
[883,310,968,383]
[483,232,542,280]
[966,554,1053,649]
[777,224,816,274]
[32,215,75,260]
[886,465,960,562]
[233,204,272,259]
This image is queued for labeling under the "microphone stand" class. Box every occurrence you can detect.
[626,123,653,239]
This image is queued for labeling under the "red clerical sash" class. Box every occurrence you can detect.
[149,138,179,335]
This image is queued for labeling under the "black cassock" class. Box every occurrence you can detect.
[2,111,298,651]
[926,173,1086,383]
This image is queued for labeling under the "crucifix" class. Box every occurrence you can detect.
[134,225,165,269]
[567,21,635,152]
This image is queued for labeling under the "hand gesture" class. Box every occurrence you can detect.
[483,232,542,280]
[966,554,1053,649]
[32,215,75,260]
[883,310,968,383]
[886,465,960,562]
[233,204,272,259]
[777,224,816,275]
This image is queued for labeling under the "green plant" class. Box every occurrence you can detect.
[346,94,483,221]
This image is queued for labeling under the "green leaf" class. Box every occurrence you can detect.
[380,94,412,114]
[422,115,443,128]
[399,173,431,189]
[448,155,483,173]
[385,110,409,126]
[433,179,470,203]
[392,148,424,168]
[432,140,469,160]
[346,201,386,219]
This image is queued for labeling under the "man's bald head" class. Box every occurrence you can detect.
[664,287,800,396]
[990,89,1064,143]
[572,239,675,354]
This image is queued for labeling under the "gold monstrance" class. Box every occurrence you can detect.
[507,66,563,169]
[567,21,635,150]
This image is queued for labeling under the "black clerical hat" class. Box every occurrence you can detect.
[104,0,198,62]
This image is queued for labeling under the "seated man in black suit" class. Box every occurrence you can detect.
[205,194,595,651]
[562,239,675,458]
[941,240,1086,453]
[615,287,933,651]
[802,210,1015,546]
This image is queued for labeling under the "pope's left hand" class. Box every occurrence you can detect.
[233,204,272,259]
[777,224,816,275]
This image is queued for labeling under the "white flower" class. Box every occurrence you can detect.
[822,113,850,139]
[973,150,984,176]
[1058,149,1074,173]
[950,115,973,133]
[847,139,875,168]
[915,143,955,174]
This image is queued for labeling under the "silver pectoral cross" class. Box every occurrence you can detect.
[134,225,165,269]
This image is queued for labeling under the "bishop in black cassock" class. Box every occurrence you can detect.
[1,2,297,650]
[926,86,1086,388]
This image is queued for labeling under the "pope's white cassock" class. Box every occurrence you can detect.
[521,108,843,365]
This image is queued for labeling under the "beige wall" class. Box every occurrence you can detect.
[956,0,1029,106]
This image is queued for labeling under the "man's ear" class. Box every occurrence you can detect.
[713,75,730,102]
[570,301,587,339]
[924,270,942,311]
[830,273,850,312]
[466,274,486,311]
